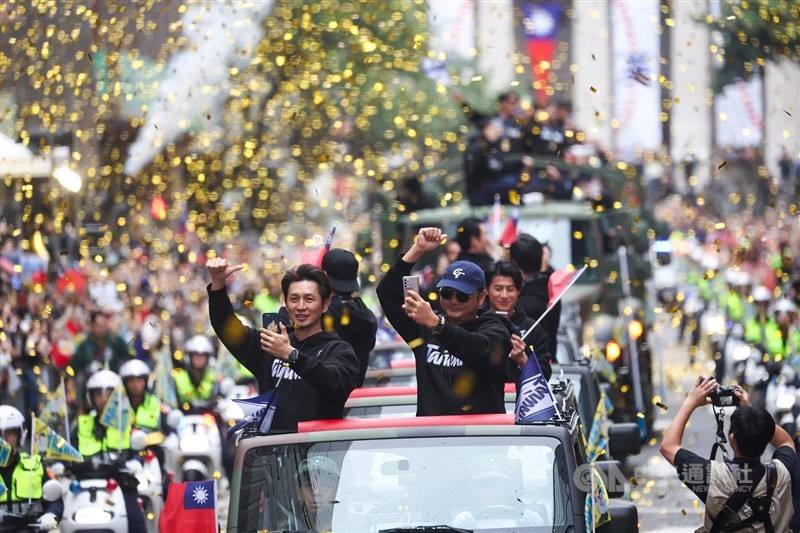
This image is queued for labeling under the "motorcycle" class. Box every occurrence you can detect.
[59,459,138,533]
[166,406,225,484]
[0,480,62,533]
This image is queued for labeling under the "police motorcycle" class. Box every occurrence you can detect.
[0,405,63,533]
[57,433,149,533]
[117,359,184,532]
[170,403,225,484]
[0,481,63,533]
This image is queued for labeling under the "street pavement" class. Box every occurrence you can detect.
[632,307,721,532]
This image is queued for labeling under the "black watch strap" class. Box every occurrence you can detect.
[287,348,300,365]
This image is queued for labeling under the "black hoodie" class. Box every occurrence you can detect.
[517,271,561,360]
[377,258,513,416]
[208,286,361,432]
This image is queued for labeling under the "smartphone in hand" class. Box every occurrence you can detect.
[402,276,421,298]
[262,312,294,334]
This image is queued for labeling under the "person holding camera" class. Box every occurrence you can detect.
[660,377,798,532]
[377,227,512,416]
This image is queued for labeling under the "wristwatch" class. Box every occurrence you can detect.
[287,348,299,365]
[431,313,446,334]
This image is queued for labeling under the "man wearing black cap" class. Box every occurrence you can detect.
[377,227,513,416]
[321,249,378,385]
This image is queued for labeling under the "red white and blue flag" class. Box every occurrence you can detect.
[159,480,217,533]
[313,224,337,267]
[521,3,562,105]
[499,207,519,248]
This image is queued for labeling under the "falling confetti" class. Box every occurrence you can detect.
[589,85,598,93]
[718,161,727,170]
[655,401,668,412]
[591,53,596,60]
[785,109,792,117]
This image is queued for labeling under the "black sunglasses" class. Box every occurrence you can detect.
[438,287,471,303]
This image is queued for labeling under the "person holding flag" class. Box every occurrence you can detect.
[378,227,513,416]
[485,260,552,383]
[73,370,147,533]
[0,405,63,530]
[206,260,360,432]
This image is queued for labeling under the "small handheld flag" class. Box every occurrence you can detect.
[226,389,280,440]
[33,418,83,463]
[584,464,612,531]
[499,207,519,247]
[515,352,558,423]
[314,225,337,267]
[0,436,12,468]
[100,387,131,431]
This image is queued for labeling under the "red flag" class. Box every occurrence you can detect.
[313,225,337,267]
[547,269,573,307]
[499,208,519,247]
[159,480,217,533]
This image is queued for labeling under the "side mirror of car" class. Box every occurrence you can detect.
[42,479,64,502]
[608,423,642,459]
[597,500,639,532]
[591,460,628,499]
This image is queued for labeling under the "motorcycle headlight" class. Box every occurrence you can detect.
[777,394,796,411]
[180,437,210,453]
[606,340,622,363]
[628,320,644,340]
[733,344,751,362]
[74,508,113,525]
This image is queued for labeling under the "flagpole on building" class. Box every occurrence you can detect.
[521,265,588,342]
[62,378,71,447]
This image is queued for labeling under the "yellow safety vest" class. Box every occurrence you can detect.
[77,414,131,457]
[173,368,216,406]
[132,393,162,431]
[0,453,44,502]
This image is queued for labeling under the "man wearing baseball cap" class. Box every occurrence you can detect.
[321,249,378,385]
[377,227,513,416]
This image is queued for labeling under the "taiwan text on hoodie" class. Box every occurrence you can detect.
[208,285,361,431]
[377,259,513,416]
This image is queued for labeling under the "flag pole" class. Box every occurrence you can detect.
[29,412,35,505]
[62,378,71,447]
[117,386,124,454]
[521,265,588,342]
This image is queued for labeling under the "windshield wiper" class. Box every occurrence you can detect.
[379,526,472,533]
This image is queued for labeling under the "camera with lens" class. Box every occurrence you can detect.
[710,385,740,407]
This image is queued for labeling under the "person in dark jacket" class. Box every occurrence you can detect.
[485,261,552,383]
[510,233,561,360]
[321,249,378,385]
[206,259,361,432]
[377,227,512,416]
[455,217,495,275]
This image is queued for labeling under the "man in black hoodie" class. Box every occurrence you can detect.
[377,227,512,416]
[321,249,378,385]
[455,216,495,275]
[485,260,552,383]
[206,259,361,432]
[510,233,561,360]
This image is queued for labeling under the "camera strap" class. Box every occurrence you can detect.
[709,405,730,462]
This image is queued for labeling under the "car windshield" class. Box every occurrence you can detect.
[235,435,573,533]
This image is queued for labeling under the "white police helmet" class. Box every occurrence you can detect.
[773,298,798,315]
[87,369,121,391]
[185,335,214,356]
[0,405,26,444]
[752,286,771,303]
[119,359,151,380]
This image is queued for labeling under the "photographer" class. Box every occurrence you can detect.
[377,227,512,416]
[660,378,798,532]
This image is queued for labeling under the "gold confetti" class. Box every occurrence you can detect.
[656,401,668,411]
[718,160,727,169]
[408,338,425,349]
[589,85,597,93]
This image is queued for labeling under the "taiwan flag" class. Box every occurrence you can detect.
[522,3,562,105]
[159,480,217,533]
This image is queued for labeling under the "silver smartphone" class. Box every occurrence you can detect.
[402,275,421,297]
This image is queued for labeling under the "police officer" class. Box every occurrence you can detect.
[119,360,169,434]
[0,405,62,530]
[172,335,219,410]
[73,370,147,533]
[745,287,783,359]
[76,370,131,456]
[773,298,800,363]
[721,269,747,324]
